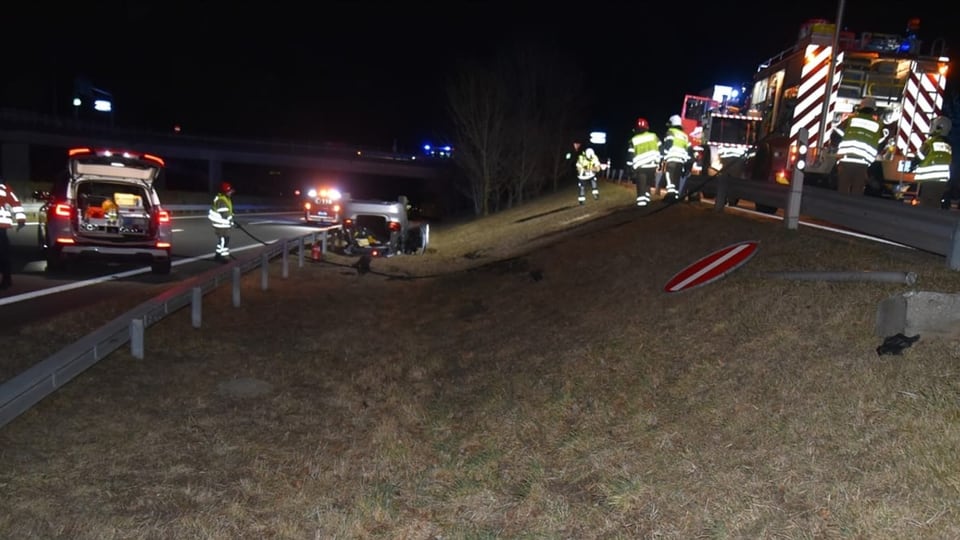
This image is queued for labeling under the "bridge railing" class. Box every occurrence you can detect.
[0,107,424,161]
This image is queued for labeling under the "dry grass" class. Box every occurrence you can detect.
[5,180,960,539]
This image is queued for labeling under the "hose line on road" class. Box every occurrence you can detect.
[234,220,271,246]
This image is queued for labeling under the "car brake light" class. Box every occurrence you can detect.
[158,209,171,223]
[54,203,72,217]
[143,153,165,167]
[388,221,401,231]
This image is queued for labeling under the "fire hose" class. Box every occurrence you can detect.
[232,219,271,246]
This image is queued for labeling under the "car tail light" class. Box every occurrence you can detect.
[143,153,166,167]
[388,221,401,231]
[156,241,171,248]
[55,237,75,245]
[157,209,171,223]
[54,203,72,217]
[343,218,354,227]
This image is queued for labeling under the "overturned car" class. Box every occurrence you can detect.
[339,196,429,257]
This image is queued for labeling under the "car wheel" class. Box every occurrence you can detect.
[151,258,172,275]
[45,246,66,272]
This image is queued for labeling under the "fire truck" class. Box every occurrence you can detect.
[744,18,950,200]
[679,85,764,198]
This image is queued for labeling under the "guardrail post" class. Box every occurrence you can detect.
[715,174,728,212]
[948,220,960,270]
[785,128,808,230]
[233,267,241,307]
[261,253,269,290]
[321,230,328,253]
[282,240,289,278]
[191,287,202,328]
[130,318,144,360]
[298,236,305,268]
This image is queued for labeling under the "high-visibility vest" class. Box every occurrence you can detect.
[662,127,691,164]
[835,112,884,166]
[208,193,234,229]
[0,183,26,229]
[914,135,952,182]
[629,131,662,169]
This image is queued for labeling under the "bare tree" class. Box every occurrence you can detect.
[445,39,588,215]
[501,40,588,200]
[446,63,510,216]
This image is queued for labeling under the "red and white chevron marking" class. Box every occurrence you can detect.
[897,63,947,155]
[790,45,843,150]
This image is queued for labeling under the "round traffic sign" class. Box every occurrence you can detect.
[664,240,759,293]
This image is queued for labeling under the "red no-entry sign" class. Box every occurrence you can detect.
[664,240,759,293]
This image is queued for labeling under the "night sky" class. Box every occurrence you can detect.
[3,1,956,155]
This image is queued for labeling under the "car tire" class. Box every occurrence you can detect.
[151,258,172,275]
[45,247,66,272]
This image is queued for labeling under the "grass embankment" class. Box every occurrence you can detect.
[5,181,960,538]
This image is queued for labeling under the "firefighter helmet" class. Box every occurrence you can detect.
[668,114,683,127]
[220,181,234,194]
[932,116,952,136]
[858,97,877,111]
[636,117,649,131]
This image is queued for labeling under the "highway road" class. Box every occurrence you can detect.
[0,211,315,333]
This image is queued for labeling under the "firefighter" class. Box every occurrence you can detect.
[832,97,885,196]
[661,114,691,202]
[576,147,602,205]
[208,181,236,262]
[0,180,27,290]
[912,116,953,208]
[627,117,662,207]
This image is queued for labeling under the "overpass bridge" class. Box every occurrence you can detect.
[0,108,450,195]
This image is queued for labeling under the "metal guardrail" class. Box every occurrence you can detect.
[0,227,339,428]
[5,178,960,428]
[714,174,960,269]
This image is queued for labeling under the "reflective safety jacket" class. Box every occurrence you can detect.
[834,112,884,166]
[0,183,26,229]
[576,152,601,180]
[913,134,952,183]
[628,131,662,169]
[208,192,234,229]
[662,127,691,164]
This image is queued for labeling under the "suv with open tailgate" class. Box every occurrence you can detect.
[34,147,173,274]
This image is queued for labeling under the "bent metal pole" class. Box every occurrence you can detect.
[762,270,918,286]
